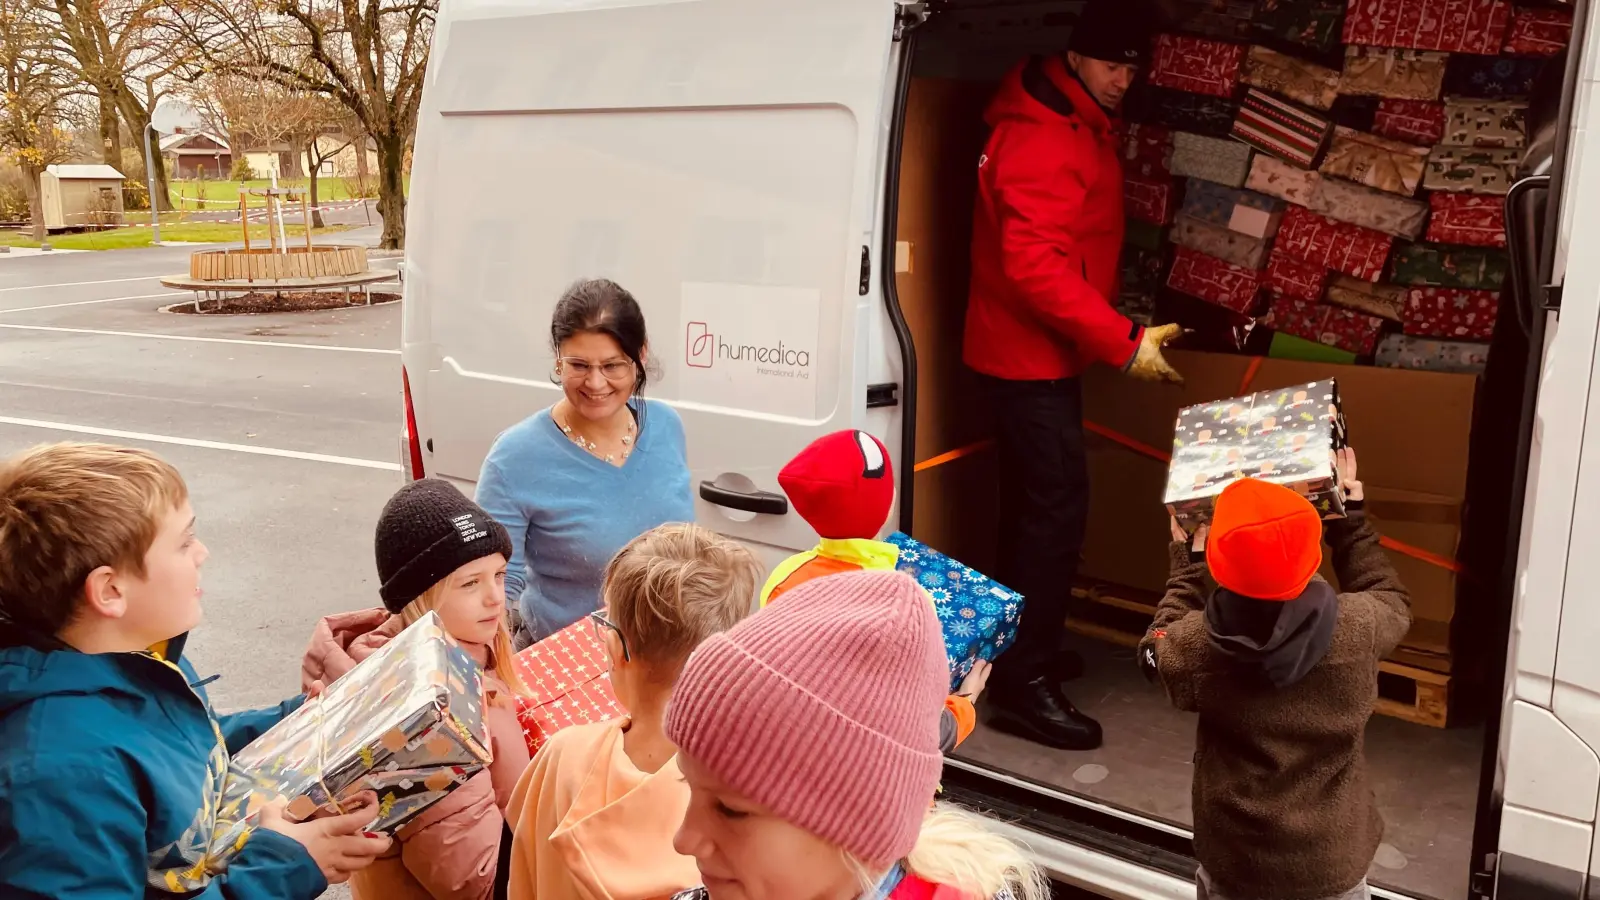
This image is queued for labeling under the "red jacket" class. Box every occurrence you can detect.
[964,55,1142,381]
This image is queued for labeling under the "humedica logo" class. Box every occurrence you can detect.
[684,322,812,376]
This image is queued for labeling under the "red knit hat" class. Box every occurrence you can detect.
[1207,478,1324,601]
[665,570,948,868]
[778,430,895,540]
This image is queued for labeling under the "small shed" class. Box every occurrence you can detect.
[41,165,126,231]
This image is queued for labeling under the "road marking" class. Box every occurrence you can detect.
[0,323,401,354]
[0,292,174,315]
[0,416,401,471]
[0,276,161,293]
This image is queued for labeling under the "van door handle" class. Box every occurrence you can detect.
[698,481,789,516]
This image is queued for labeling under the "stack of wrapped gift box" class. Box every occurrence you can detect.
[1115,0,1570,375]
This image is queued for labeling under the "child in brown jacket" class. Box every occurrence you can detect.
[1139,449,1410,900]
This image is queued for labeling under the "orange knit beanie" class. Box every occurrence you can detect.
[1206,478,1324,601]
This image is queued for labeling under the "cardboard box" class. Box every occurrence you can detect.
[1079,350,1477,666]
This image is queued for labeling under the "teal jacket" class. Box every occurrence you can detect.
[0,633,324,898]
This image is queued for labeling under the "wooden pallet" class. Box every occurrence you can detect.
[1067,583,1452,728]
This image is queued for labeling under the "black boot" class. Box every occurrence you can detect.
[988,675,1104,750]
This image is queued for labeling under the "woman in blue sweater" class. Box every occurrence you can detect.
[475,279,695,647]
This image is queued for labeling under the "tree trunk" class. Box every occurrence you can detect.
[21,163,44,243]
[375,132,406,249]
[307,139,326,229]
[98,94,122,166]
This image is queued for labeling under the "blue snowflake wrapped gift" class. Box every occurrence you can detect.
[886,532,1024,692]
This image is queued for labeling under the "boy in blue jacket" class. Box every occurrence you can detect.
[0,442,391,898]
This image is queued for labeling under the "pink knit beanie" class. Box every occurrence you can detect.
[665,569,949,868]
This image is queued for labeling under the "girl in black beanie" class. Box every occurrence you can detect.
[299,478,534,900]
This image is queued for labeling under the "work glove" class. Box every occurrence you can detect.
[1126,323,1184,384]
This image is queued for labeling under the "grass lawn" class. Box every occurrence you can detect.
[169,177,408,209]
[0,220,355,251]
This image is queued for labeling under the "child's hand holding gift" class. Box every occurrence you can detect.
[261,790,392,885]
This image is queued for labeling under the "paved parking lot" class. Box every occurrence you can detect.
[0,232,405,713]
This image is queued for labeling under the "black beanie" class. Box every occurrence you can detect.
[375,478,515,613]
[1068,0,1151,66]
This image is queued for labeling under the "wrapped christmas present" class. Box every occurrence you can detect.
[1125,84,1241,138]
[1330,94,1382,132]
[1165,379,1348,533]
[1341,0,1512,54]
[1264,295,1386,354]
[1324,274,1408,321]
[1317,126,1428,196]
[1241,45,1340,110]
[1308,176,1428,240]
[1172,131,1255,188]
[1167,245,1266,314]
[1125,172,1181,225]
[1426,193,1507,248]
[1266,247,1332,301]
[213,612,491,857]
[885,532,1022,692]
[1339,46,1448,101]
[1444,54,1543,99]
[1252,0,1345,53]
[1503,7,1573,57]
[1119,244,1166,325]
[1374,333,1491,373]
[1276,204,1394,281]
[1404,287,1501,339]
[1124,123,1175,179]
[1389,243,1509,290]
[513,616,624,755]
[1173,0,1258,39]
[1424,146,1520,194]
[1443,99,1528,149]
[1126,218,1170,254]
[1172,214,1273,269]
[1373,99,1447,146]
[1245,154,1323,206]
[1270,330,1360,364]
[1179,179,1286,239]
[1148,34,1247,98]
[1233,88,1335,168]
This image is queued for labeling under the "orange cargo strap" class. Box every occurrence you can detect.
[913,440,995,473]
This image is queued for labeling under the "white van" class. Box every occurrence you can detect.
[401,2,1599,897]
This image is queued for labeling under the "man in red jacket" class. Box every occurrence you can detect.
[966,0,1182,751]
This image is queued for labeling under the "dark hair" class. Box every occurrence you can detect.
[550,278,652,396]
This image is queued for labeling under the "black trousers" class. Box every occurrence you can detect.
[984,375,1090,685]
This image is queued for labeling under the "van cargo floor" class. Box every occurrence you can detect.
[953,640,1481,900]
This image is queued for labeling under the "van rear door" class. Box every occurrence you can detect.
[412,0,900,561]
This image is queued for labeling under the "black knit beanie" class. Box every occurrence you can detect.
[1068,0,1151,66]
[375,479,514,613]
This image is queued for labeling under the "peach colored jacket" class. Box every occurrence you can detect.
[506,718,699,900]
[301,608,532,900]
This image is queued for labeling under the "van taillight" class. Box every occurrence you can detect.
[402,366,426,480]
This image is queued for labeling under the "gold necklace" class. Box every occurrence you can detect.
[558,408,636,464]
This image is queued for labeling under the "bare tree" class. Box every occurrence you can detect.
[0,0,72,240]
[168,0,434,249]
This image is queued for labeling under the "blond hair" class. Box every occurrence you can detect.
[847,805,1049,900]
[0,443,188,639]
[400,583,531,702]
[601,522,761,671]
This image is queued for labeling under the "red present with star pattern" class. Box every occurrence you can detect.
[1275,204,1394,282]
[1123,123,1175,178]
[1342,0,1513,54]
[1503,6,1572,57]
[1404,286,1501,340]
[1148,34,1246,99]
[1266,296,1386,354]
[1167,245,1264,314]
[1126,172,1181,225]
[513,618,624,755]
[1373,99,1446,147]
[1265,248,1332,302]
[1425,193,1507,248]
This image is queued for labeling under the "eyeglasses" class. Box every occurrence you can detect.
[557,357,637,382]
[588,610,630,662]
